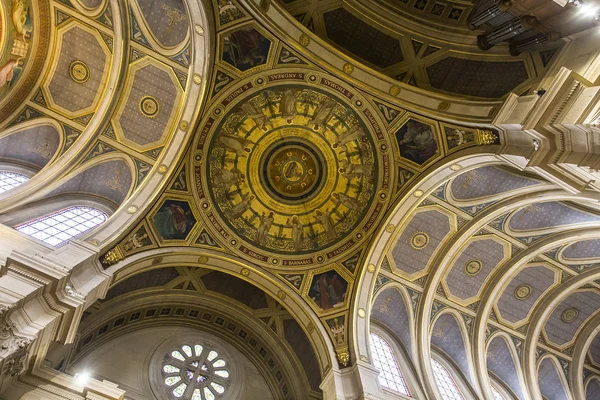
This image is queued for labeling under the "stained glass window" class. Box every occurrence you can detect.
[369,332,410,396]
[0,171,29,193]
[162,343,230,400]
[431,358,465,400]
[15,206,107,246]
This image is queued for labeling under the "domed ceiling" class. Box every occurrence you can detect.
[196,76,390,266]
[2,0,598,399]
[279,0,563,99]
[0,0,209,217]
[99,0,502,373]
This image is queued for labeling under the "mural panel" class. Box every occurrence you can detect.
[153,199,197,240]
[308,269,348,311]
[394,118,439,166]
[0,0,32,98]
[221,25,271,72]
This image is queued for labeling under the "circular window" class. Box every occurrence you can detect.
[162,344,230,400]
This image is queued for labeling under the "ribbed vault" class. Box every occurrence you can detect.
[357,161,600,400]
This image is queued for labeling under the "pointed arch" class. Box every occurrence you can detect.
[486,333,528,400]
[537,355,571,400]
[369,291,427,398]
[430,352,467,400]
[585,376,600,400]
[370,283,416,360]
[0,119,63,172]
[430,310,478,391]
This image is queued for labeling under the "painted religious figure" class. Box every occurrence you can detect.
[309,270,348,310]
[257,211,274,245]
[395,119,438,165]
[153,200,196,240]
[222,26,271,72]
[0,0,32,96]
[285,215,304,251]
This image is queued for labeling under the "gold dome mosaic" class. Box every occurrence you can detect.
[194,74,392,267]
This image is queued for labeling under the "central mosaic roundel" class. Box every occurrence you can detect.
[262,135,326,203]
[198,80,389,263]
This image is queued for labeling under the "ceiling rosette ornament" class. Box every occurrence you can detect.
[193,69,393,268]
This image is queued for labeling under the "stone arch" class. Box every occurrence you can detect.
[370,283,416,362]
[585,376,600,400]
[0,119,63,172]
[98,246,340,390]
[571,312,600,400]
[352,150,565,398]
[522,264,600,400]
[430,309,479,395]
[0,155,136,229]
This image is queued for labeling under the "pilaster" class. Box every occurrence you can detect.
[320,361,387,400]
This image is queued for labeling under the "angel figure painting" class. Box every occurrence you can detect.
[153,200,196,240]
[222,26,271,72]
[0,0,32,97]
[309,270,348,311]
[395,119,439,165]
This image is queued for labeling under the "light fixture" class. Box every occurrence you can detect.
[75,372,90,385]
[65,283,74,296]
[578,1,600,16]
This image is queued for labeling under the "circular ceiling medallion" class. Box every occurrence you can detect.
[69,60,90,83]
[261,138,326,204]
[140,95,160,118]
[410,232,429,250]
[195,76,390,267]
[514,284,532,300]
[465,259,482,276]
[561,308,579,323]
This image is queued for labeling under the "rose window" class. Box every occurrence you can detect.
[162,344,230,400]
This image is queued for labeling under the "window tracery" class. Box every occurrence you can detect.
[431,357,465,400]
[162,344,230,400]
[369,332,410,396]
[15,206,107,246]
[0,171,29,193]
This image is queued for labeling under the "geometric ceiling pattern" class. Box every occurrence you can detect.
[0,0,599,400]
[371,163,600,399]
[0,0,193,213]
[281,0,560,98]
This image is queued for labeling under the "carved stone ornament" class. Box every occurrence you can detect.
[0,304,35,376]
[101,246,125,267]
[336,347,350,367]
[474,129,499,145]
[1,335,33,376]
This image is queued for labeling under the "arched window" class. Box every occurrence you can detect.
[369,332,410,396]
[431,357,465,400]
[15,206,107,246]
[0,171,29,193]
